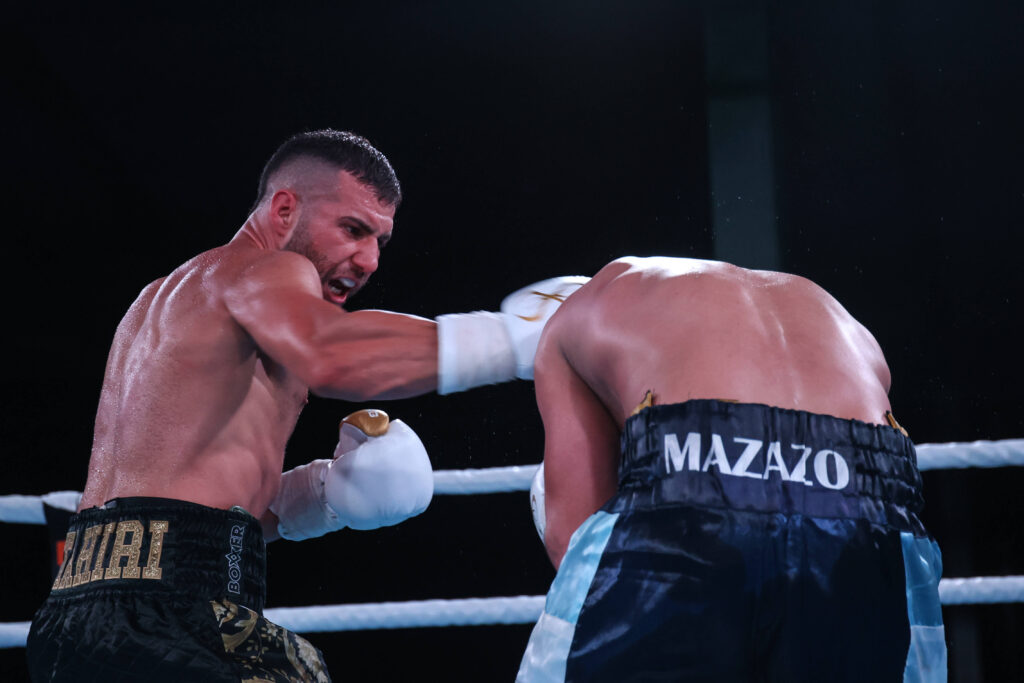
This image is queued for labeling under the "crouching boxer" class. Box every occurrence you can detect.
[518,257,945,683]
[27,129,585,682]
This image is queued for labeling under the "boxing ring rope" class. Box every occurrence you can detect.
[4,439,1022,523]
[2,438,1022,648]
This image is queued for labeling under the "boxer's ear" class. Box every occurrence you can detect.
[269,189,300,239]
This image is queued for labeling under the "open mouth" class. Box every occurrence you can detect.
[326,277,358,305]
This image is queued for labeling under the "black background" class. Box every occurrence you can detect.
[3,1,1022,680]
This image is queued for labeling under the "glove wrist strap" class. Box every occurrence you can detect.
[269,459,341,541]
[436,311,516,395]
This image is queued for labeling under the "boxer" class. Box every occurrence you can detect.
[519,256,945,683]
[27,128,582,681]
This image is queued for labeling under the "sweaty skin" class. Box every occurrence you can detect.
[534,256,893,567]
[79,169,438,538]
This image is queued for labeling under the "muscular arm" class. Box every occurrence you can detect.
[535,329,620,569]
[224,251,438,401]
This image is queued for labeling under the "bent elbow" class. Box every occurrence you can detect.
[308,382,376,403]
[305,360,390,402]
[304,358,360,400]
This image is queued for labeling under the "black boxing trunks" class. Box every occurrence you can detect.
[27,497,330,682]
[518,400,945,683]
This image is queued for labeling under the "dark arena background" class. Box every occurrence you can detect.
[3,2,1022,681]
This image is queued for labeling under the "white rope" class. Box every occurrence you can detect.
[432,440,1024,492]
[264,595,546,633]
[434,465,538,494]
[0,491,82,525]
[915,439,1024,471]
[937,575,1024,605]
[0,622,31,650]
[3,439,1022,524]
[1,576,1021,648]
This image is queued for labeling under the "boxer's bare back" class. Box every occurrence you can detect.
[545,256,891,426]
[535,256,894,564]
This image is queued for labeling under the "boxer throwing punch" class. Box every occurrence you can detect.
[27,129,584,682]
[520,257,945,683]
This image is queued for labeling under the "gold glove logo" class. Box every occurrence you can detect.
[515,289,575,322]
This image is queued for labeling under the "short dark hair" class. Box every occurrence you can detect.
[253,129,402,211]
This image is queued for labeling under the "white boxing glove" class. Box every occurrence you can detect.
[269,409,434,540]
[436,276,590,394]
[529,462,546,542]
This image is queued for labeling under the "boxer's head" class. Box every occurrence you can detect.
[255,130,401,307]
[254,129,401,211]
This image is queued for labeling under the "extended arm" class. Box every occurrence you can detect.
[225,252,438,401]
[534,329,620,569]
[225,252,588,401]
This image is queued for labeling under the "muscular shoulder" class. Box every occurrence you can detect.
[594,256,722,287]
[113,276,167,340]
[130,277,167,310]
[542,256,726,343]
[536,258,643,359]
[581,256,714,307]
[217,246,321,301]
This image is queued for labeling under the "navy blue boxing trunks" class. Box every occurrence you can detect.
[27,497,330,682]
[518,400,945,683]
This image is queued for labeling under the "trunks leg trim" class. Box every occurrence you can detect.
[516,511,618,682]
[900,532,947,682]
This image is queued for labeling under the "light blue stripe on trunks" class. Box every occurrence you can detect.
[901,532,947,683]
[516,511,619,683]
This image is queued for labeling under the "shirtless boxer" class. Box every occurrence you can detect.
[518,257,946,682]
[26,129,583,682]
